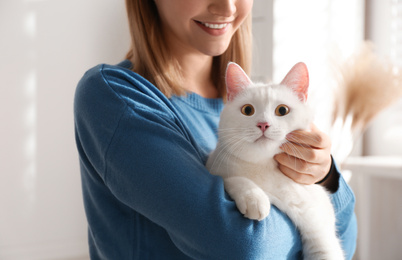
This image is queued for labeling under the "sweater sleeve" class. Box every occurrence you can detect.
[329,165,358,260]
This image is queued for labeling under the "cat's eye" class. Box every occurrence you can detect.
[275,105,290,116]
[241,104,255,116]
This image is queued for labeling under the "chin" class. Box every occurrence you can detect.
[201,42,231,56]
[234,141,278,163]
[259,139,283,158]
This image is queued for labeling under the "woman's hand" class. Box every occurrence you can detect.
[274,124,332,185]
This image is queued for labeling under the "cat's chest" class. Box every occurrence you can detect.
[232,159,280,180]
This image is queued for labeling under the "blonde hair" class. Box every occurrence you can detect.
[125,0,252,99]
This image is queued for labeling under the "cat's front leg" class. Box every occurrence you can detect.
[224,176,270,221]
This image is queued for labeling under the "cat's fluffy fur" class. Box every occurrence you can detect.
[206,62,344,260]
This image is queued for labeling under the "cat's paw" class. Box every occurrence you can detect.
[235,188,270,221]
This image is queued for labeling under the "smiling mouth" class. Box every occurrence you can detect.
[201,22,228,29]
[195,21,230,29]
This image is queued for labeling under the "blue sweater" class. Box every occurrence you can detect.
[74,60,357,260]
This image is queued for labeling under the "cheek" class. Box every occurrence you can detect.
[238,0,254,14]
[275,115,305,136]
[232,116,254,133]
[221,115,258,138]
[156,0,199,32]
[234,0,253,26]
[268,118,291,137]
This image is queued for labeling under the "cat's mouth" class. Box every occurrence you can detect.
[255,135,274,143]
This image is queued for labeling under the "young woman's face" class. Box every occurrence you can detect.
[154,0,253,57]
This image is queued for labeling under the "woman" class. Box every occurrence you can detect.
[74,0,357,259]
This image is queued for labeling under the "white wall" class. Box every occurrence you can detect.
[251,0,273,82]
[0,0,130,259]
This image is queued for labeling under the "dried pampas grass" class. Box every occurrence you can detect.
[331,42,402,163]
[333,42,402,132]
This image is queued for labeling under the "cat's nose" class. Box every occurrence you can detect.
[257,122,270,133]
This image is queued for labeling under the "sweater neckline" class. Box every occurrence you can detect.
[173,92,224,116]
[118,60,225,115]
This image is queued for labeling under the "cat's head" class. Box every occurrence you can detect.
[218,62,313,162]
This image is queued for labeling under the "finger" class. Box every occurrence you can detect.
[274,153,329,184]
[287,124,330,149]
[280,141,332,166]
[277,163,316,185]
[280,142,318,163]
[274,153,314,175]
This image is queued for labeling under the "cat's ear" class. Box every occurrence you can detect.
[280,62,309,102]
[225,62,252,102]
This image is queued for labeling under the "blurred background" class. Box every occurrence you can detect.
[1,0,401,259]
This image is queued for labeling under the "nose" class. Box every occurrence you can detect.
[208,0,236,17]
[257,122,269,133]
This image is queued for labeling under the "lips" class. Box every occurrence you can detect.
[195,20,231,36]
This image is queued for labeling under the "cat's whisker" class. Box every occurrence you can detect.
[217,131,259,144]
[218,127,254,133]
[210,137,247,173]
[218,133,256,139]
[212,131,262,174]
[219,144,246,174]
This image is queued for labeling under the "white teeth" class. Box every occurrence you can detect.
[202,22,228,29]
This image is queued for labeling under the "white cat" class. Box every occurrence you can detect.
[206,62,344,260]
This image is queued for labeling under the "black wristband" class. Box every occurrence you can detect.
[315,156,335,184]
